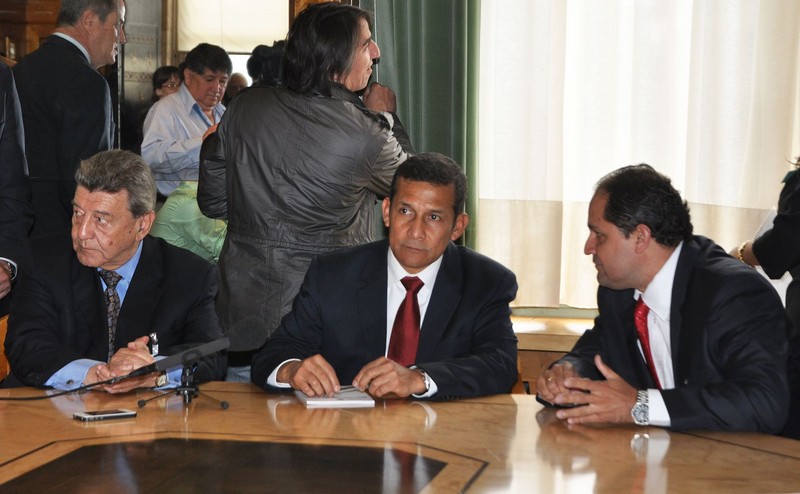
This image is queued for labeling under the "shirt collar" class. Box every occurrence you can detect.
[52,33,90,63]
[635,241,683,322]
[387,247,443,288]
[99,240,143,281]
[176,84,226,124]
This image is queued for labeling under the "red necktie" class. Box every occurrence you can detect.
[387,277,424,366]
[634,297,662,389]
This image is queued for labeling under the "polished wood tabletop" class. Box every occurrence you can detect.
[2,382,800,493]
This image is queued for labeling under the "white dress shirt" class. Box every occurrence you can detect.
[634,242,683,427]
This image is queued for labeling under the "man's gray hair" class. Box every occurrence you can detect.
[75,150,156,217]
[57,0,119,26]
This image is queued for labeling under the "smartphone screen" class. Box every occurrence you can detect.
[73,409,137,421]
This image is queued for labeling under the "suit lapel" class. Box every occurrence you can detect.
[416,243,461,363]
[671,239,701,381]
[71,256,108,361]
[116,238,163,346]
[357,242,390,357]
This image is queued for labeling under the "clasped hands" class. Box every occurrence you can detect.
[537,355,639,425]
[279,354,426,399]
[83,335,161,393]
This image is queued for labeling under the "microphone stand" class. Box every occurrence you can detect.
[136,363,229,410]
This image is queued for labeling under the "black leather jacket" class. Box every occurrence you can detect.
[199,84,414,351]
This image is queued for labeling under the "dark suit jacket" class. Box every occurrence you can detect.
[4,234,226,387]
[251,240,519,399]
[0,61,32,316]
[561,235,791,433]
[13,35,113,239]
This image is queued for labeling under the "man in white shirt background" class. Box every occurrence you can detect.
[142,42,230,199]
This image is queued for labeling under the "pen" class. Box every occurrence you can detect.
[149,332,159,357]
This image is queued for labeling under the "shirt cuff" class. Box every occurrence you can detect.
[410,368,438,398]
[648,389,671,427]
[267,359,301,388]
[45,359,100,390]
[160,356,181,388]
[0,257,17,280]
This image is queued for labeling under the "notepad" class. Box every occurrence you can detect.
[294,386,375,408]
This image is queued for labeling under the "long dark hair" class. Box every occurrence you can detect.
[282,2,372,96]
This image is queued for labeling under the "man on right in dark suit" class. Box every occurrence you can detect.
[251,153,519,400]
[538,164,794,435]
[13,0,124,239]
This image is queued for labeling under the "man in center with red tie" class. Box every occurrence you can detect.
[537,164,796,436]
[251,153,519,399]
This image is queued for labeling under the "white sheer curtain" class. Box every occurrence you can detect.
[177,0,288,52]
[478,0,800,308]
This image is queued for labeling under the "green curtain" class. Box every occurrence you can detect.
[361,0,481,247]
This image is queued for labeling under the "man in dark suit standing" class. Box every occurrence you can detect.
[538,164,793,434]
[13,0,124,239]
[0,59,32,317]
[251,153,518,399]
[4,150,225,392]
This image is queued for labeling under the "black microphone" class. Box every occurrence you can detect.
[0,338,230,402]
[111,337,230,383]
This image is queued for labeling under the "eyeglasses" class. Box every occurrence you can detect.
[161,83,179,89]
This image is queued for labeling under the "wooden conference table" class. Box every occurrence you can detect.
[2,382,800,493]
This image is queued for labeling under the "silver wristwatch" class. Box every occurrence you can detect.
[631,390,649,426]
[418,370,431,393]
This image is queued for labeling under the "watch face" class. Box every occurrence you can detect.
[632,403,649,425]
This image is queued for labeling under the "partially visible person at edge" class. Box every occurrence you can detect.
[538,164,795,437]
[731,155,800,438]
[199,1,415,382]
[13,0,124,239]
[0,59,33,317]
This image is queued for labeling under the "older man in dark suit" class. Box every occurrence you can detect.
[538,164,794,435]
[13,0,124,239]
[251,153,518,400]
[4,150,225,392]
